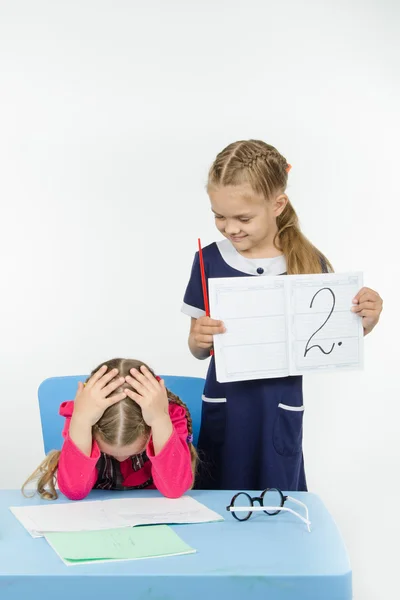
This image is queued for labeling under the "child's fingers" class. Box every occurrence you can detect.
[105,391,127,406]
[197,316,225,330]
[139,365,161,390]
[359,289,373,302]
[86,365,108,388]
[199,316,224,327]
[95,368,120,391]
[353,287,381,304]
[125,388,144,405]
[128,369,154,392]
[195,341,213,349]
[125,375,147,396]
[92,369,118,392]
[197,317,225,333]
[194,333,214,344]
[101,376,125,398]
[352,287,365,303]
[351,301,377,313]
[76,381,84,394]
[211,320,226,331]
[197,324,225,335]
[353,308,377,318]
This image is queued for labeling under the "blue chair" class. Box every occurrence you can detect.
[38,375,205,454]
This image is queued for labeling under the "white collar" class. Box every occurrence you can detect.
[216,239,287,276]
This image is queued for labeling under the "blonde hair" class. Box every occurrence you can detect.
[23,358,198,500]
[208,139,333,274]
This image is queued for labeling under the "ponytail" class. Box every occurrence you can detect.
[275,201,333,274]
[166,390,198,485]
[22,450,61,501]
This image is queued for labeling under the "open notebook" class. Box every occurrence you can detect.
[11,495,223,538]
[209,272,364,383]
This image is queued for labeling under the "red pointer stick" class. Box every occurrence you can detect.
[198,238,214,357]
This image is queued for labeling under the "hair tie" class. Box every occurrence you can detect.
[187,434,193,444]
[286,164,292,173]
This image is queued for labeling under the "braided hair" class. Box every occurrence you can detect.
[165,389,198,478]
[22,358,198,500]
[208,139,333,275]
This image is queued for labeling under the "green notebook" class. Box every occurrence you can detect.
[45,525,195,566]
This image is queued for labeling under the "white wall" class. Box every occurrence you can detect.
[0,1,399,597]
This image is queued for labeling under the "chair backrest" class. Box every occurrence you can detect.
[38,375,205,454]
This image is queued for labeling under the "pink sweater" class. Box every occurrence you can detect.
[57,401,193,501]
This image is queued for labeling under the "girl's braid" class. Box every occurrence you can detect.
[166,389,193,437]
[166,388,198,486]
[239,146,288,172]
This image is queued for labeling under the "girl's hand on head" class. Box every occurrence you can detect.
[352,287,383,336]
[73,366,127,426]
[191,316,226,350]
[125,366,170,427]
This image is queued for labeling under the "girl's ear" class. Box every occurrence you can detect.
[273,193,288,217]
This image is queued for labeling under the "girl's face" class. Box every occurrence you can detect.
[96,434,149,462]
[209,183,287,258]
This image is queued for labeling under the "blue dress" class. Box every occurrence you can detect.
[182,239,307,492]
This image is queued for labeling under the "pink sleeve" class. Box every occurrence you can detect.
[57,415,100,501]
[146,403,194,498]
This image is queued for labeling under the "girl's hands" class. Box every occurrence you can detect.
[125,366,170,427]
[191,316,225,350]
[72,365,127,427]
[352,287,383,336]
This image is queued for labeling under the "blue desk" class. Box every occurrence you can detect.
[0,490,351,600]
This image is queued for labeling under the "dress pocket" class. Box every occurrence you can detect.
[199,398,227,447]
[273,402,304,457]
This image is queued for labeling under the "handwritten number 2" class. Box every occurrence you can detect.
[304,287,336,357]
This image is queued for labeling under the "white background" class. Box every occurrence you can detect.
[0,1,399,597]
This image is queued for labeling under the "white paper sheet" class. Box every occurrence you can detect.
[10,495,224,538]
[209,272,363,383]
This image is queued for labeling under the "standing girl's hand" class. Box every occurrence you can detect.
[352,287,383,336]
[191,316,226,349]
[125,366,170,427]
[73,365,127,427]
[189,316,226,359]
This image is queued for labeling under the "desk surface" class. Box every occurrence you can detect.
[0,489,351,600]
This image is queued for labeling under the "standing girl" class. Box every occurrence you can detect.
[182,139,382,491]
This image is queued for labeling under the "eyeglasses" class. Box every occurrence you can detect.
[226,488,311,532]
